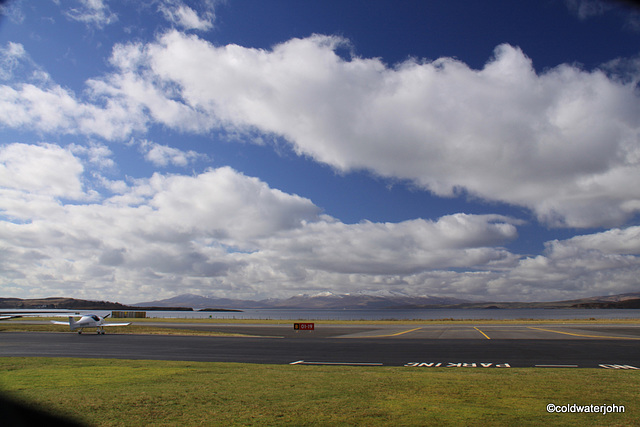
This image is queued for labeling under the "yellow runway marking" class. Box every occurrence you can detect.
[388,327,423,337]
[354,327,423,338]
[528,327,640,340]
[473,327,491,340]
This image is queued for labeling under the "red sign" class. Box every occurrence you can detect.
[294,322,315,330]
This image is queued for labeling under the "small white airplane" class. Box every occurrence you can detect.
[51,314,131,334]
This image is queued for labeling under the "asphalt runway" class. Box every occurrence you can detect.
[2,323,639,369]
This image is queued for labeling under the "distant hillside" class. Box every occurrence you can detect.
[405,292,640,309]
[572,298,640,309]
[134,292,469,310]
[0,297,194,311]
[0,297,133,310]
[135,291,640,310]
[133,294,268,309]
[266,293,468,309]
[574,292,640,303]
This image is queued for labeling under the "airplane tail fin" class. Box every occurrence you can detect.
[68,316,78,330]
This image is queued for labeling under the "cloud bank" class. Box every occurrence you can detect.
[1,143,639,303]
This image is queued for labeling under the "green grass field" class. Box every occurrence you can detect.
[0,322,252,336]
[1,357,638,426]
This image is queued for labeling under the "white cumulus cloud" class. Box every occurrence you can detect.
[138,139,205,167]
[0,42,26,80]
[100,32,640,228]
[1,143,639,302]
[259,215,520,276]
[0,142,542,302]
[0,143,85,199]
[158,0,215,31]
[63,0,118,28]
[0,82,148,139]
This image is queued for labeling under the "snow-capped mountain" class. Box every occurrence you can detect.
[134,292,468,310]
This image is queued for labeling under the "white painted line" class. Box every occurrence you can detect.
[289,360,383,366]
[599,364,640,370]
[535,364,579,368]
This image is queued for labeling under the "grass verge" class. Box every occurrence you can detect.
[0,357,638,426]
[0,323,251,336]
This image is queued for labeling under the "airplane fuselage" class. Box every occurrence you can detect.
[72,315,106,334]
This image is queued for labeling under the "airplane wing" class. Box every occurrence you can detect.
[1,311,79,320]
[1,313,75,320]
[103,323,131,327]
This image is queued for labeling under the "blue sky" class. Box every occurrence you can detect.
[0,0,639,303]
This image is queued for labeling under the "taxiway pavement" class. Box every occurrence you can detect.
[1,323,639,368]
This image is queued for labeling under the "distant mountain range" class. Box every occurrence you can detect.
[133,292,468,310]
[2,292,639,311]
[133,291,640,310]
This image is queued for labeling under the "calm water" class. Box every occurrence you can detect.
[129,308,639,321]
[8,308,640,321]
